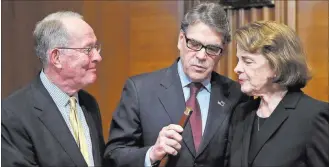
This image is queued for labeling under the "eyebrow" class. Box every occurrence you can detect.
[84,41,98,47]
[189,37,222,48]
[241,55,254,60]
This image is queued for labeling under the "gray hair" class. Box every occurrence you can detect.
[181,2,231,44]
[33,11,83,67]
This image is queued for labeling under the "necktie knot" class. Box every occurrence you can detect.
[69,97,77,109]
[189,82,202,96]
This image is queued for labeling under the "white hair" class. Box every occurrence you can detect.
[33,11,83,67]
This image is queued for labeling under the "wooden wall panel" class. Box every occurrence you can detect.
[129,1,180,76]
[82,1,181,139]
[82,1,131,138]
[296,1,328,102]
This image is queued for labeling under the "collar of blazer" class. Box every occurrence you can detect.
[30,75,91,166]
[160,58,231,99]
[241,89,303,165]
[242,89,303,113]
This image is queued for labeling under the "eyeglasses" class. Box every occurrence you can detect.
[56,43,101,56]
[184,34,223,56]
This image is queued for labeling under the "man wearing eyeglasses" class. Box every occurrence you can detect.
[2,11,104,166]
[105,2,249,167]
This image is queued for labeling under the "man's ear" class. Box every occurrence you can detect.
[49,49,62,69]
[177,31,185,50]
[221,44,228,56]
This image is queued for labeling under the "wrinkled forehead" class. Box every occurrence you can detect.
[236,45,269,63]
[62,18,97,45]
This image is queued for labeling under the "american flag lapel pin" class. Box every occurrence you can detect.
[218,100,225,106]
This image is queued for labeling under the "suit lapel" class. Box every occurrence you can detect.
[248,104,288,163]
[248,90,302,164]
[196,76,232,157]
[230,122,244,167]
[32,77,87,166]
[158,64,186,124]
[236,98,259,166]
[230,99,257,166]
[241,112,255,166]
[157,62,196,156]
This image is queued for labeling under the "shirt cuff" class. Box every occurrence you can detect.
[144,146,153,167]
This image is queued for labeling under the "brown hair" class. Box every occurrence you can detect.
[235,21,311,89]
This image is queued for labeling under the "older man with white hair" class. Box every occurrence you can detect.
[2,11,104,166]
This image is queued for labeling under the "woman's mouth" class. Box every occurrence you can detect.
[238,79,245,84]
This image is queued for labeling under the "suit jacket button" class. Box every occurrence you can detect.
[194,162,204,167]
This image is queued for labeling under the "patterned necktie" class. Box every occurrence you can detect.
[186,82,203,151]
[69,97,90,166]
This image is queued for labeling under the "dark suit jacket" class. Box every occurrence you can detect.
[104,59,249,167]
[1,76,105,167]
[229,89,329,167]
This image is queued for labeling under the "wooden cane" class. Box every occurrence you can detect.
[158,107,193,167]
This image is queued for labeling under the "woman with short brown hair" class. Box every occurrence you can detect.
[229,21,329,167]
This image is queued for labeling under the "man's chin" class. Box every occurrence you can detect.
[188,73,209,82]
[84,75,97,85]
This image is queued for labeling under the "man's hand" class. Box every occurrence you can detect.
[149,124,183,164]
